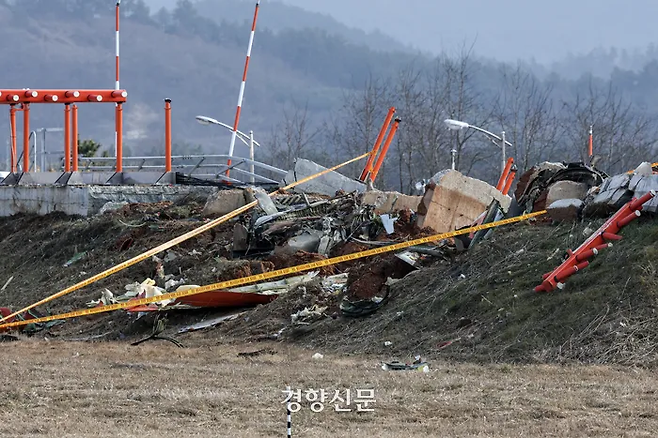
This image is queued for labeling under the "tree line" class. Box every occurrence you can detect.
[5,0,658,191]
[266,47,658,192]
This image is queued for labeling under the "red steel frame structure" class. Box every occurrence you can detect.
[535,190,656,292]
[1,89,128,173]
[3,3,127,174]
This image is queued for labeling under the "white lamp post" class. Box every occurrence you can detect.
[195,115,260,182]
[444,119,512,173]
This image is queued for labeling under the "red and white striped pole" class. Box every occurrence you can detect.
[226,0,260,178]
[115,0,123,171]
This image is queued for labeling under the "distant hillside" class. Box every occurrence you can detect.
[0,1,420,163]
[148,0,410,53]
[0,4,353,159]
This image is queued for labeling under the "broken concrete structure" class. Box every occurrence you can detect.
[283,159,366,197]
[415,170,511,234]
[202,189,251,217]
[361,190,422,214]
[547,198,583,221]
[546,181,589,208]
[0,185,216,217]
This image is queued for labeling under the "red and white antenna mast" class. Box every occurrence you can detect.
[226,0,260,178]
[114,0,122,166]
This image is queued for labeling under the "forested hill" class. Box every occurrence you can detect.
[1,0,658,191]
[0,0,416,157]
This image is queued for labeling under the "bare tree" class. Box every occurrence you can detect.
[266,101,323,170]
[562,79,658,173]
[492,65,561,172]
[326,73,393,178]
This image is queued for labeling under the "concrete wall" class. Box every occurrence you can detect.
[0,185,218,217]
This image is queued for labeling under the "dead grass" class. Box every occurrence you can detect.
[221,217,658,366]
[0,339,657,437]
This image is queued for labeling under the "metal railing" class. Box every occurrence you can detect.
[75,154,287,184]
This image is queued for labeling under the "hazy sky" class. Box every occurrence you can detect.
[146,0,658,63]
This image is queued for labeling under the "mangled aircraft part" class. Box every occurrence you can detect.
[177,311,246,334]
[382,356,429,372]
[283,158,367,197]
[516,162,606,213]
[0,210,548,332]
[0,151,372,326]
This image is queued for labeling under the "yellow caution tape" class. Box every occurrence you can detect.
[0,152,371,324]
[0,210,547,330]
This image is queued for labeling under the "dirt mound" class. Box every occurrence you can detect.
[345,255,414,299]
[6,196,658,366]
[220,279,341,341]
[266,250,336,276]
[0,199,231,319]
[218,217,658,366]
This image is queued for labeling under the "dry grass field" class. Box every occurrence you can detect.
[0,339,657,437]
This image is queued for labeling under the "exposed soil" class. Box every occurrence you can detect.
[345,255,414,300]
[2,198,658,367]
[266,250,336,276]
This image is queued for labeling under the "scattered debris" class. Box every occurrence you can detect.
[177,311,246,334]
[1,276,13,291]
[237,348,276,357]
[382,355,429,372]
[99,201,129,215]
[291,305,328,326]
[131,316,184,348]
[63,251,86,267]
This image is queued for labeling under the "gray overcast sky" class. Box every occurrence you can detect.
[147,0,658,63]
[279,0,658,62]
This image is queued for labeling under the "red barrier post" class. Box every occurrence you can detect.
[64,104,71,172]
[502,166,517,196]
[359,106,396,181]
[370,117,401,183]
[164,98,172,172]
[496,157,514,191]
[71,105,79,171]
[9,105,17,173]
[116,103,123,172]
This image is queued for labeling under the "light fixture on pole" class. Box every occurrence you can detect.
[444,118,513,173]
[195,115,261,183]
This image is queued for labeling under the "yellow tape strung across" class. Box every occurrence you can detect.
[0,210,546,330]
[0,152,371,325]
